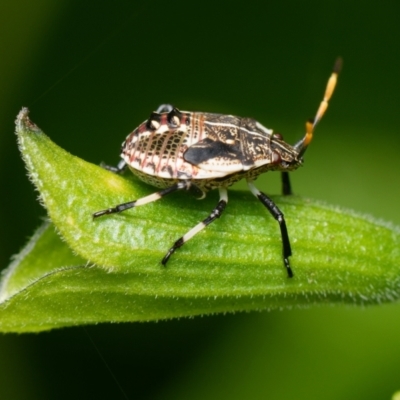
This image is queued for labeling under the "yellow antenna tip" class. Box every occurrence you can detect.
[294,57,342,157]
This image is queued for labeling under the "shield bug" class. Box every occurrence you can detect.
[93,58,342,277]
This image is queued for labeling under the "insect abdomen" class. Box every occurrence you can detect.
[121,110,198,180]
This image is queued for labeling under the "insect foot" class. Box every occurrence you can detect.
[93,59,341,277]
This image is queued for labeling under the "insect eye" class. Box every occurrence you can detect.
[146,112,161,130]
[167,108,182,128]
[273,132,283,140]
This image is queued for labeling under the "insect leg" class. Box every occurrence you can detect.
[100,159,127,174]
[156,104,174,113]
[281,172,292,196]
[162,188,228,265]
[93,181,191,218]
[247,180,293,278]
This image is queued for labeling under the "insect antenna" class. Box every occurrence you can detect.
[294,57,342,157]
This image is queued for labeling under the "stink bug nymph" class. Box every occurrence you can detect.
[93,59,342,277]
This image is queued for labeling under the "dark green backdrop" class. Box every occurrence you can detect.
[1,1,400,399]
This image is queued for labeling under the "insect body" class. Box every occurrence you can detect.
[93,59,341,277]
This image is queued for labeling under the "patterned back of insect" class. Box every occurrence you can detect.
[122,107,301,191]
[122,108,193,183]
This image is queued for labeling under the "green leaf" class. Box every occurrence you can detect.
[1,107,400,333]
[0,220,85,302]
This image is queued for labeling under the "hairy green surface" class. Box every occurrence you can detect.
[1,108,400,332]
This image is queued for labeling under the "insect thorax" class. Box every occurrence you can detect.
[122,108,302,192]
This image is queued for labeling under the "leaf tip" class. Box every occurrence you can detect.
[15,107,41,135]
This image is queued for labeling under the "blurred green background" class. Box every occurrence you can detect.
[1,0,400,399]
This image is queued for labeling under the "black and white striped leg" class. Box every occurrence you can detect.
[156,104,174,113]
[101,159,128,174]
[247,180,293,278]
[162,188,228,265]
[281,172,293,196]
[93,181,191,218]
